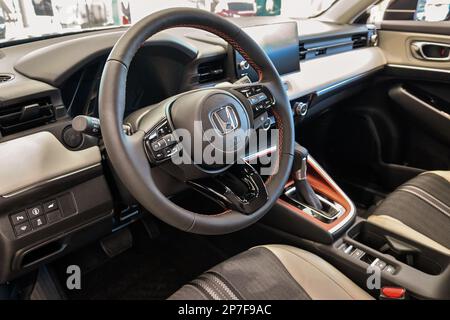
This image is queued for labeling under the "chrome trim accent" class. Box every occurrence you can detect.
[385,9,415,13]
[411,41,450,62]
[210,105,239,136]
[399,87,450,120]
[1,163,101,198]
[285,186,345,222]
[316,71,374,96]
[308,156,356,234]
[387,64,450,74]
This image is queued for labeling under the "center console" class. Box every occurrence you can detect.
[264,143,450,299]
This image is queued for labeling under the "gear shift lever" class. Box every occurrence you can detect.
[292,144,323,210]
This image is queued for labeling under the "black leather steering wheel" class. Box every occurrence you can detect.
[99,8,294,235]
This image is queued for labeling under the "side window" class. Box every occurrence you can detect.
[367,0,450,23]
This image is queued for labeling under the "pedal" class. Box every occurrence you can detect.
[141,215,160,240]
[100,228,133,258]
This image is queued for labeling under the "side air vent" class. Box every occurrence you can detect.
[352,33,369,49]
[299,42,307,61]
[0,74,14,83]
[0,98,55,136]
[197,60,225,84]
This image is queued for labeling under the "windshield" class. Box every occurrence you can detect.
[0,0,337,44]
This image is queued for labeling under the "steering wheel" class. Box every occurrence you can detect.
[99,8,294,235]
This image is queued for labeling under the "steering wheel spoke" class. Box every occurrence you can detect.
[187,162,268,215]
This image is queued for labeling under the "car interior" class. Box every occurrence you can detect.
[0,0,449,300]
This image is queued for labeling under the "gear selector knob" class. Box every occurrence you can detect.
[292,144,323,210]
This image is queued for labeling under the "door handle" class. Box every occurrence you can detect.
[411,41,450,61]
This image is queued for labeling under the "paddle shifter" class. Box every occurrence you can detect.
[292,144,323,210]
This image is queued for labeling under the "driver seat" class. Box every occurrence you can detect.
[169,245,373,300]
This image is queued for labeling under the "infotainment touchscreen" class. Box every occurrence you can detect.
[235,22,300,81]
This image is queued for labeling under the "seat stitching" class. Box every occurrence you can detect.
[272,246,363,300]
[208,271,244,299]
[201,273,234,300]
[191,277,223,300]
[205,272,240,300]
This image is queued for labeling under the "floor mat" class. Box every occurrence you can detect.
[51,221,228,300]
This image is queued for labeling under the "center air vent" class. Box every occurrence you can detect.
[197,60,225,84]
[0,74,14,83]
[0,98,55,136]
[299,32,370,62]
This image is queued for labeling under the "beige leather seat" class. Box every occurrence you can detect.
[369,171,450,254]
[169,245,373,300]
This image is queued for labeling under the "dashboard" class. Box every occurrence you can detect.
[0,17,387,283]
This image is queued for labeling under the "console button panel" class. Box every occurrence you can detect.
[338,242,397,275]
[9,194,76,238]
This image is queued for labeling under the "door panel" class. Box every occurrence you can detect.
[389,84,450,145]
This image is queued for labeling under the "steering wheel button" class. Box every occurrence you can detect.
[163,134,176,146]
[249,96,259,105]
[256,93,267,102]
[264,100,273,108]
[151,141,162,151]
[165,147,174,156]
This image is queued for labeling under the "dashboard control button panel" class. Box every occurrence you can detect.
[9,194,76,238]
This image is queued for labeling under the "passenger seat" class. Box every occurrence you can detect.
[368,171,450,254]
